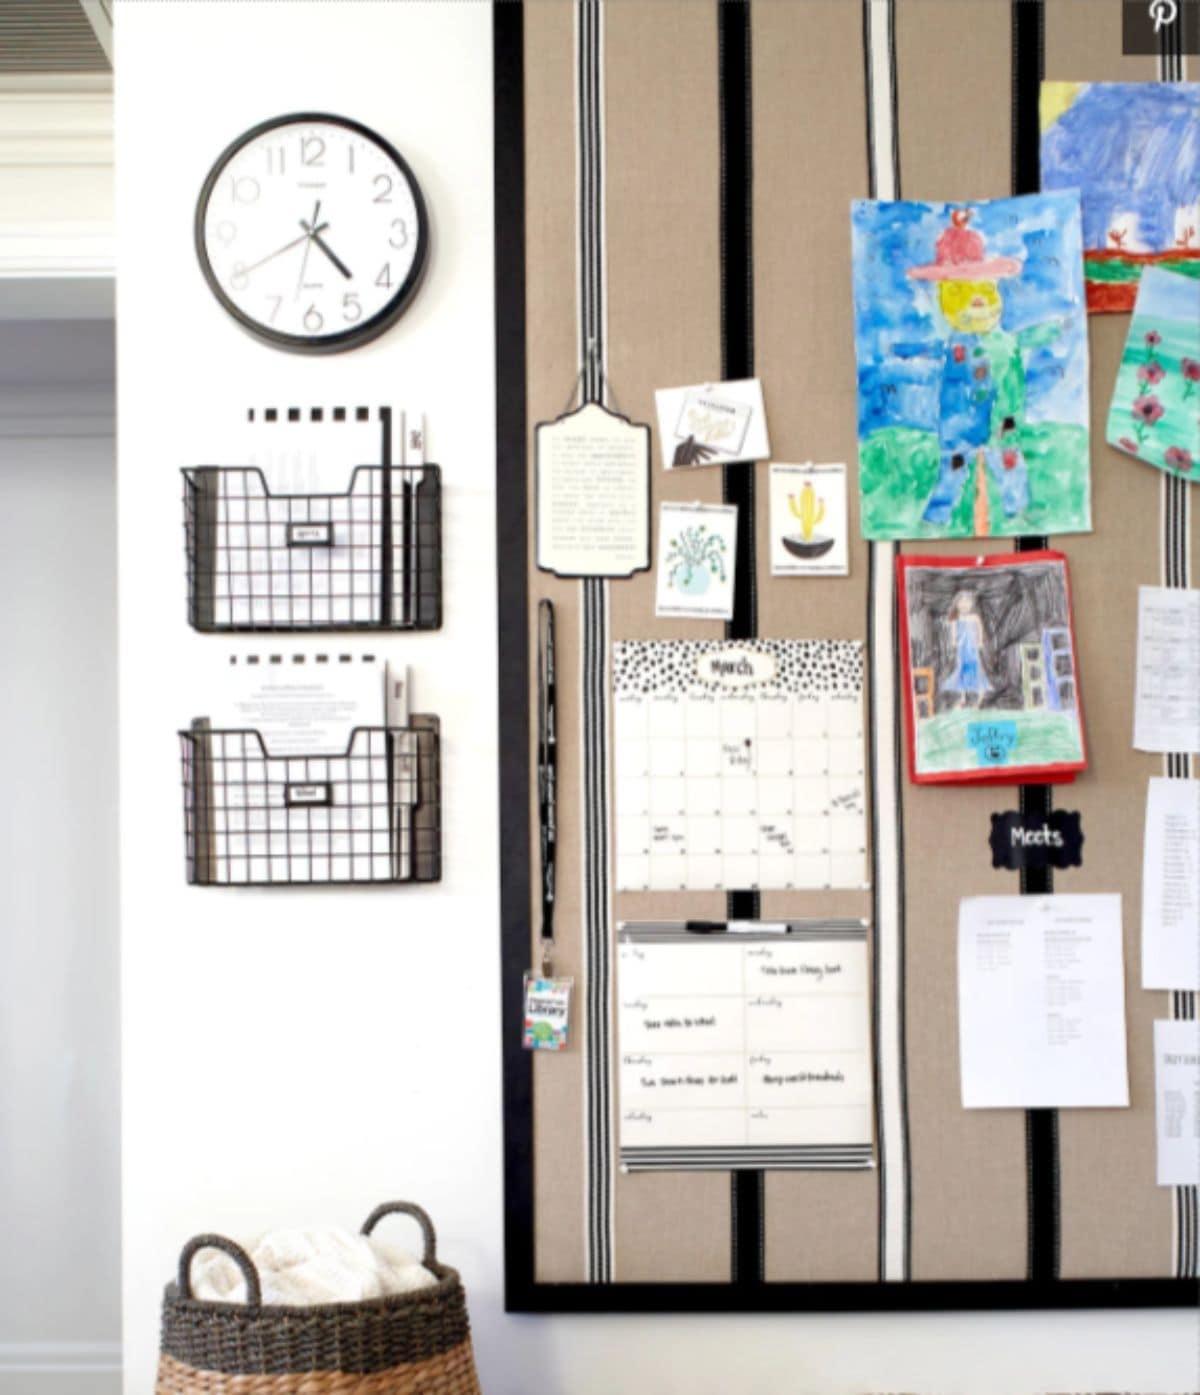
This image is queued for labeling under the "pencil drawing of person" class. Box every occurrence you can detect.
[942,590,989,709]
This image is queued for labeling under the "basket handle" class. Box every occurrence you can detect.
[178,1234,263,1307]
[360,1201,437,1267]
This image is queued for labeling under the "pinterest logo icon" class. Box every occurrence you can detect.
[1149,0,1179,31]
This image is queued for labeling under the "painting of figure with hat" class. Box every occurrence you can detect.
[851,191,1091,541]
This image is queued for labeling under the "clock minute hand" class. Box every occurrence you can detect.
[301,219,353,281]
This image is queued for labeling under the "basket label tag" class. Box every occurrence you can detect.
[287,521,334,547]
[285,782,333,808]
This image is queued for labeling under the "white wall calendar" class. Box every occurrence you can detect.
[613,639,869,892]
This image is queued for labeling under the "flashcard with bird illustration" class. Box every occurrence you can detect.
[655,378,770,469]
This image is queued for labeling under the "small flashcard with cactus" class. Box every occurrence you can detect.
[769,462,849,577]
[655,501,737,620]
[1106,267,1199,484]
[655,378,769,469]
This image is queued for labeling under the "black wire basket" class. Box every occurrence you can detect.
[179,720,441,887]
[182,465,441,633]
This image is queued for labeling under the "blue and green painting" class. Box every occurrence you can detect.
[851,192,1091,542]
[900,555,1085,781]
[1106,266,1199,484]
[1040,82,1200,314]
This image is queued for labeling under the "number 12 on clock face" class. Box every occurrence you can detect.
[195,112,430,354]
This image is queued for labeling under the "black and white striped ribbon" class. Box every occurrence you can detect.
[862,0,911,1285]
[1157,14,1197,1284]
[576,0,615,1285]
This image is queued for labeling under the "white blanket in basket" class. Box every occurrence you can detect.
[190,1228,438,1305]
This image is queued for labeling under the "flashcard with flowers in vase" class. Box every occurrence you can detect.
[851,193,1091,543]
[1107,266,1199,485]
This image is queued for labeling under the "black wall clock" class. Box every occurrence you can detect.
[195,112,430,354]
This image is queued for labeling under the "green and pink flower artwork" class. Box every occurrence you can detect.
[1106,266,1199,484]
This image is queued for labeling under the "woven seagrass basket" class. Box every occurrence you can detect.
[156,1201,482,1395]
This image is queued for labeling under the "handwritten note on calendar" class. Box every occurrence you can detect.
[613,640,869,892]
[617,923,875,1171]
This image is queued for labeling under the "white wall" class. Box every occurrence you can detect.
[0,319,120,1395]
[116,7,1198,1394]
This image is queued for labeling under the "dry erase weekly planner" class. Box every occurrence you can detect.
[613,640,868,893]
[617,923,875,1172]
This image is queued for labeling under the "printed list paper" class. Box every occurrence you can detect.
[1134,586,1200,754]
[1155,1019,1200,1188]
[207,655,383,756]
[958,894,1129,1109]
[1142,777,1200,990]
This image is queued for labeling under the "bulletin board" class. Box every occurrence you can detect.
[495,0,1197,1311]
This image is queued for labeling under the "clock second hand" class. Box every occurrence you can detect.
[295,231,314,299]
[294,200,323,298]
[241,223,328,277]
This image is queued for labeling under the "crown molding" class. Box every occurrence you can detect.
[0,76,113,304]
[0,78,112,169]
[0,220,113,278]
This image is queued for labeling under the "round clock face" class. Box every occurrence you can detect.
[195,113,429,353]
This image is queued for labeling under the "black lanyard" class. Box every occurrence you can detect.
[537,599,557,972]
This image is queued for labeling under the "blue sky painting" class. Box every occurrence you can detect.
[1041,81,1200,312]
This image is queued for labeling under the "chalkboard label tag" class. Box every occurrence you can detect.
[989,809,1083,871]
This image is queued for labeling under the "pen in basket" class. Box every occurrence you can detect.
[404,417,425,628]
[386,663,415,881]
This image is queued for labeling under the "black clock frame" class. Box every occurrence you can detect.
[194,111,430,355]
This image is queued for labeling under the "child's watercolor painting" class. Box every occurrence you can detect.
[851,193,1091,542]
[1107,266,1199,483]
[897,552,1087,786]
[1040,81,1200,313]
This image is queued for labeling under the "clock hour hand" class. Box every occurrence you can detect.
[301,219,353,281]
